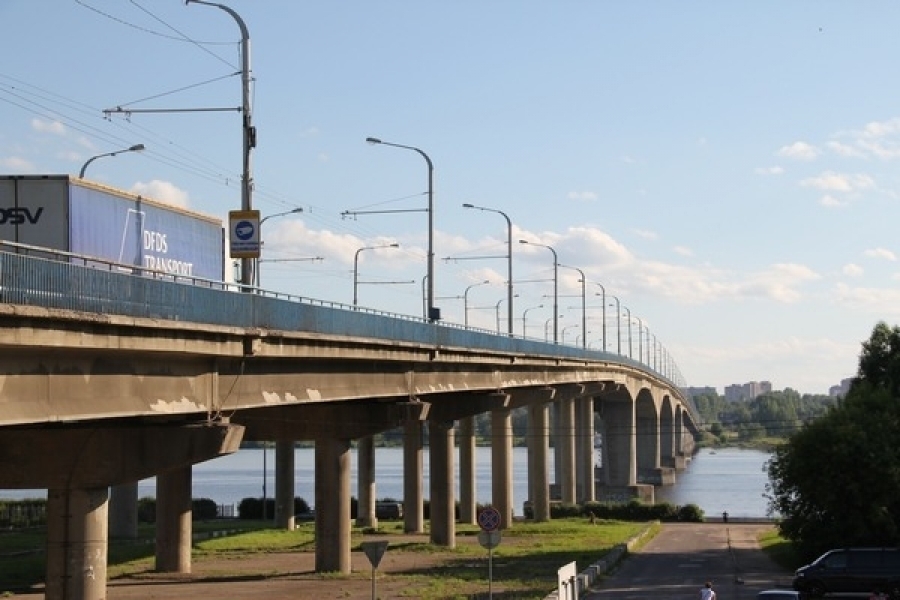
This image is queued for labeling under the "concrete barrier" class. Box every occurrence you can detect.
[541,522,658,600]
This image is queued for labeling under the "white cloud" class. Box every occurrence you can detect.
[800,171,875,193]
[30,118,66,136]
[819,194,847,208]
[864,248,897,261]
[130,180,190,209]
[826,140,866,158]
[861,117,900,138]
[842,263,864,277]
[0,156,34,171]
[673,246,693,257]
[567,191,598,202]
[777,141,819,160]
[631,228,657,240]
[754,166,784,175]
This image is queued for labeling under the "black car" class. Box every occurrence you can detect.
[792,547,900,598]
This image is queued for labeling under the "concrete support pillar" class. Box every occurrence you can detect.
[315,437,351,573]
[155,466,192,573]
[458,416,477,525]
[274,440,295,530]
[356,435,377,528]
[403,420,424,533]
[551,402,562,486]
[528,402,551,521]
[46,487,109,600]
[559,397,577,504]
[428,420,456,547]
[109,481,138,539]
[491,408,513,529]
[605,400,637,487]
[576,396,595,503]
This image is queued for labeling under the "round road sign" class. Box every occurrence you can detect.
[477,506,502,532]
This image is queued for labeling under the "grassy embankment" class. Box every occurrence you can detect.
[1,518,654,598]
[1,518,804,599]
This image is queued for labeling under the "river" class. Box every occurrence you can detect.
[1,446,773,519]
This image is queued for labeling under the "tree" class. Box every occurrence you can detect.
[767,323,900,560]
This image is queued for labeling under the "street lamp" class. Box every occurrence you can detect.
[256,207,303,287]
[559,264,586,349]
[463,280,490,327]
[608,295,621,355]
[187,0,254,290]
[623,305,633,359]
[78,144,145,178]
[522,304,543,338]
[494,294,518,334]
[635,316,644,364]
[462,203,513,335]
[519,240,558,343]
[354,243,400,306]
[366,137,437,321]
[594,283,607,352]
[561,324,580,345]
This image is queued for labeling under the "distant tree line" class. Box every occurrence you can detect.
[691,389,836,443]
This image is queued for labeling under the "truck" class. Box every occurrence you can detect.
[0,175,224,280]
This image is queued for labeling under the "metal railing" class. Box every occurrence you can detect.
[0,241,689,400]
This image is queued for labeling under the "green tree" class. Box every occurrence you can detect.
[767,323,900,560]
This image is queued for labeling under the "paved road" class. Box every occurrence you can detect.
[584,523,796,600]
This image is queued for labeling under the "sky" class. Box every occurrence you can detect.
[4,1,900,395]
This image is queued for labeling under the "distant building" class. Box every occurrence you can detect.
[829,378,853,398]
[724,381,773,402]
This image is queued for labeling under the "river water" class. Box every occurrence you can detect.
[0,446,773,519]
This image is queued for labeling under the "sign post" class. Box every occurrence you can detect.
[361,540,389,600]
[477,506,503,598]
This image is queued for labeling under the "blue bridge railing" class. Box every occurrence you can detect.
[0,241,687,395]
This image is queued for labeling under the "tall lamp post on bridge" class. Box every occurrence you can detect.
[608,295,621,355]
[462,203,514,335]
[365,137,437,322]
[522,304,543,338]
[623,305,633,359]
[559,264,586,349]
[594,283,607,352]
[78,143,145,178]
[463,280,490,327]
[256,207,304,287]
[519,240,558,343]
[187,0,255,290]
[353,243,400,306]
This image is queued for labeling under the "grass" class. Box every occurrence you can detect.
[0,517,650,598]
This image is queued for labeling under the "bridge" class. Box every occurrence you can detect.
[0,241,698,600]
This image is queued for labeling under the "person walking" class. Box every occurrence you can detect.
[700,581,717,600]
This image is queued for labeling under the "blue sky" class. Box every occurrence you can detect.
[4,1,900,395]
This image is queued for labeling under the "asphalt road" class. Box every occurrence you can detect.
[584,522,797,600]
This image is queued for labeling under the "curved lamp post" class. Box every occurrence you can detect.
[354,243,400,306]
[187,0,255,290]
[520,239,558,343]
[78,144,145,178]
[463,280,490,327]
[559,264,586,349]
[594,283,607,352]
[522,304,543,338]
[366,137,437,321]
[623,305,633,359]
[462,203,513,335]
[608,295,621,355]
[256,207,303,287]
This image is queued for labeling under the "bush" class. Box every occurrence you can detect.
[238,497,311,520]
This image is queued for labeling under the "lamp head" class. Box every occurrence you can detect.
[128,144,146,152]
[462,203,474,208]
[365,137,382,144]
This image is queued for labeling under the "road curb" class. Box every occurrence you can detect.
[541,521,659,600]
